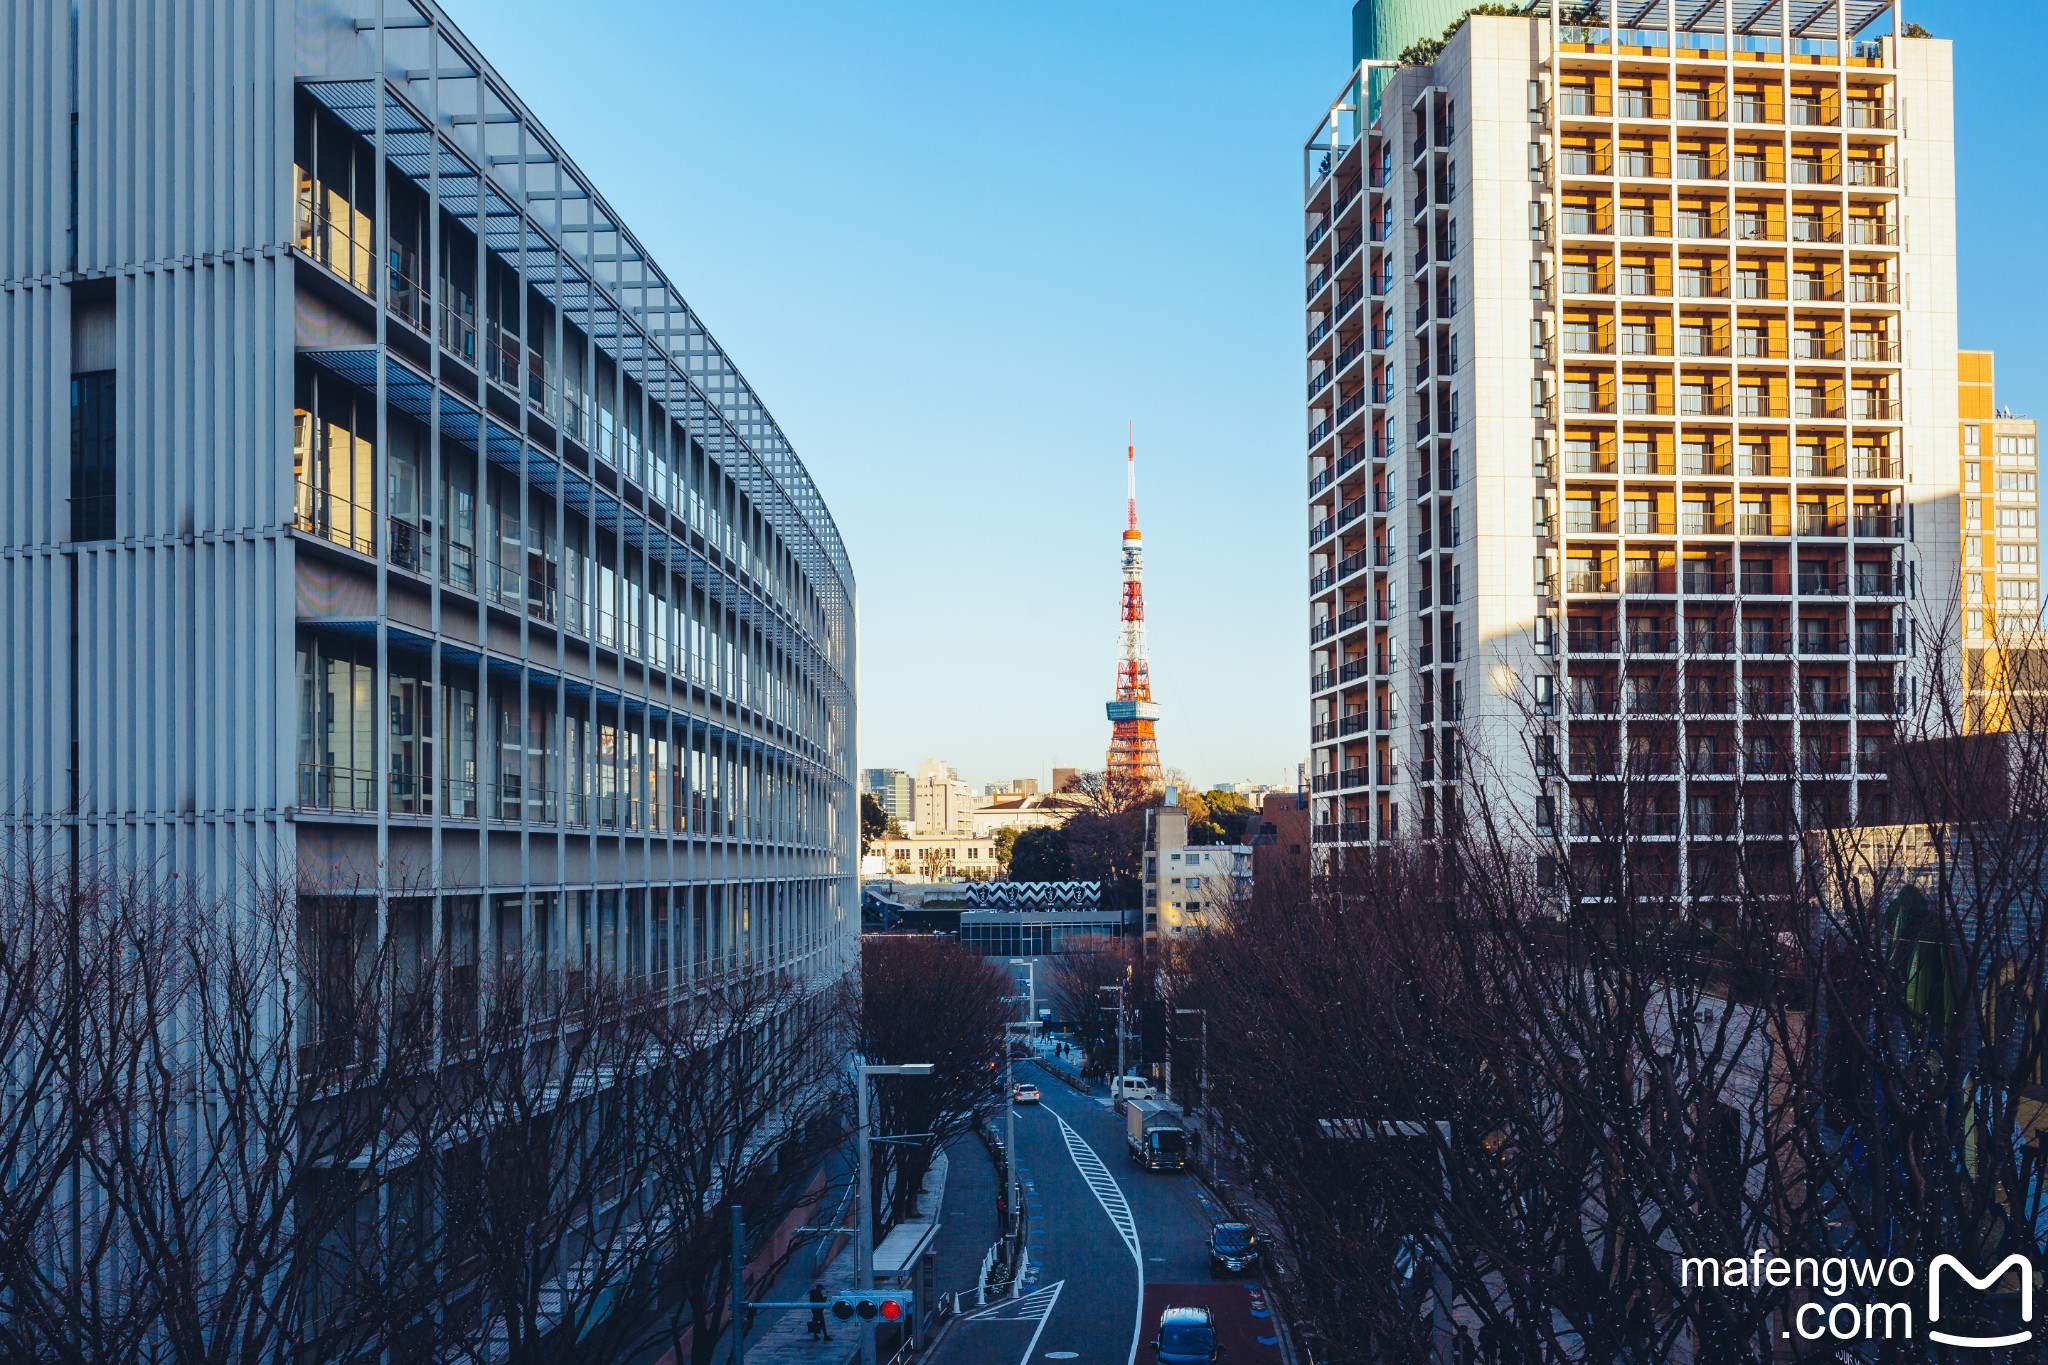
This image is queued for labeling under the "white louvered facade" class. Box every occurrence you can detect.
[2,0,857,986]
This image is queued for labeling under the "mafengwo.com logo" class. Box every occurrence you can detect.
[1679,1250,2035,1347]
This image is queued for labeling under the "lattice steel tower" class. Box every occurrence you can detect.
[1106,432,1163,791]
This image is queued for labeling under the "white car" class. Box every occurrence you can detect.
[1012,1082,1041,1104]
[1115,1074,1157,1105]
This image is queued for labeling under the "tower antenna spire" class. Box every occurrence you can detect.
[1127,422,1138,532]
[1106,429,1162,793]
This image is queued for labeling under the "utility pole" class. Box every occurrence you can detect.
[1174,1007,1207,1116]
[856,1062,934,1365]
[730,1204,745,1365]
[1099,982,1127,1097]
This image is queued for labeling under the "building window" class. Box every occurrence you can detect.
[298,636,377,812]
[70,371,116,541]
[294,366,377,555]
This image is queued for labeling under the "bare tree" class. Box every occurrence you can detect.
[1179,616,2048,1359]
[1043,934,1136,1077]
[858,936,1010,1231]
[636,968,852,1365]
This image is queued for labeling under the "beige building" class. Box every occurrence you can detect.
[872,832,1003,882]
[1143,790,1252,941]
[1305,2,1958,894]
[912,758,980,835]
[967,791,1088,838]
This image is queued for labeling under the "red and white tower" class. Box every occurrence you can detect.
[1106,431,1162,792]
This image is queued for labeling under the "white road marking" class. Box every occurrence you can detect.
[1049,1109,1146,1365]
[965,1279,1063,1324]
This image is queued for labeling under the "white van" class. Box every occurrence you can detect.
[1115,1074,1157,1106]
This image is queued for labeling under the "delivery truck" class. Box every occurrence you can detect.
[1126,1098,1189,1171]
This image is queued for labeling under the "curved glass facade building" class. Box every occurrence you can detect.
[2,0,858,994]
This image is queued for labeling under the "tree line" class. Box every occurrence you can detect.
[1153,650,2048,1358]
[0,853,1008,1364]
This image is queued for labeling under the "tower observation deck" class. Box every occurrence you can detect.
[1107,433,1163,791]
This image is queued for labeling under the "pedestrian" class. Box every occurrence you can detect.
[807,1283,831,1342]
[996,1189,1010,1228]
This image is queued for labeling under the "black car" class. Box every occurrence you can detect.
[1209,1221,1260,1275]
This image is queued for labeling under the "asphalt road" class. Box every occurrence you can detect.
[935,1062,1285,1365]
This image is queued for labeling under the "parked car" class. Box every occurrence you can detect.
[1114,1073,1158,1107]
[1011,1081,1041,1105]
[1152,1304,1219,1364]
[1209,1221,1260,1275]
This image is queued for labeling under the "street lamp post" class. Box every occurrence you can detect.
[1174,1007,1207,1117]
[856,1061,933,1365]
[1097,983,1127,1099]
[1007,956,1036,1026]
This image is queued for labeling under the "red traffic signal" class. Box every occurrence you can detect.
[828,1293,908,1322]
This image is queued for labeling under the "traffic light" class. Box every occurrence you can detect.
[828,1291,909,1323]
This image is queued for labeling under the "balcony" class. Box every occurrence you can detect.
[293,480,376,557]
[1845,103,1897,130]
[1848,278,1900,304]
[1845,219,1898,246]
[1850,394,1900,421]
[1682,568,1734,593]
[1844,161,1898,188]
[1788,160,1832,186]
[1849,335,1899,363]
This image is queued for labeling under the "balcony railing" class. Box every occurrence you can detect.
[300,763,377,814]
[293,480,376,556]
[1844,161,1897,188]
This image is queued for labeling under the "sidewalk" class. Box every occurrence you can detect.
[927,1133,1001,1311]
[728,1153,953,1365]
[1029,1035,1107,1104]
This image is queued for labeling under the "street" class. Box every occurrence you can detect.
[933,1061,1285,1365]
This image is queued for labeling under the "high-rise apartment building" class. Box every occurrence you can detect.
[1958,349,2043,730]
[3,0,856,988]
[1959,350,2041,641]
[1305,0,1957,897]
[912,758,979,834]
[864,767,916,823]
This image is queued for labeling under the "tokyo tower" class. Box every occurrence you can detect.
[1105,431,1162,792]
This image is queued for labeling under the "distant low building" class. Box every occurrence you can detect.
[872,832,1002,881]
[861,878,1126,955]
[968,790,1091,838]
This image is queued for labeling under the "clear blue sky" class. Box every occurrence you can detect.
[440,0,2043,793]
